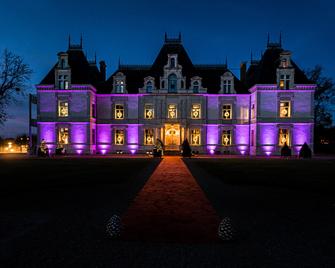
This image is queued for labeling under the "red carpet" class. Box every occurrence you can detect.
[122,157,220,243]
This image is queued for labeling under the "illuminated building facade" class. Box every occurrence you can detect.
[36,35,315,155]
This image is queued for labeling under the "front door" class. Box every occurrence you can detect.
[165,124,180,150]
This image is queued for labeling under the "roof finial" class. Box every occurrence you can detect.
[68,34,71,49]
[80,33,83,48]
[225,56,228,67]
[94,52,97,64]
[279,31,282,47]
[250,50,253,62]
[118,57,121,68]
[267,33,270,47]
[179,32,182,42]
[164,32,167,42]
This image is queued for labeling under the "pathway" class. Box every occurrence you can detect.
[122,156,220,243]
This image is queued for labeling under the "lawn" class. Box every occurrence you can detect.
[0,156,160,267]
[184,158,335,267]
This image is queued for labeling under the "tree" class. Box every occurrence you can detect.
[0,49,32,124]
[306,65,334,128]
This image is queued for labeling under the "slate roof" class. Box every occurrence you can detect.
[245,44,311,88]
[40,37,311,94]
[40,48,104,87]
[102,40,248,94]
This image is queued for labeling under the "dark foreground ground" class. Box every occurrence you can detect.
[1,155,335,267]
[184,158,335,267]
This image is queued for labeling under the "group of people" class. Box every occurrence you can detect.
[37,139,66,157]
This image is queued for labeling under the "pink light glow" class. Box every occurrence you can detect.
[76,149,83,155]
[206,125,218,153]
[265,151,272,156]
[100,149,107,155]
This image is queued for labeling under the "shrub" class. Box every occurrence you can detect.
[299,142,312,159]
[281,143,292,157]
[181,138,192,157]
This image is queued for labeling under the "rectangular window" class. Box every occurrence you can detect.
[222,130,232,146]
[191,104,201,119]
[58,100,69,117]
[223,80,232,93]
[279,74,290,89]
[279,128,290,146]
[115,104,124,119]
[144,129,154,145]
[58,127,69,145]
[144,104,154,119]
[168,104,177,119]
[190,129,201,145]
[222,104,232,119]
[115,129,124,145]
[116,80,124,93]
[279,101,291,118]
[64,81,69,89]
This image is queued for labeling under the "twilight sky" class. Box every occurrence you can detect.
[0,0,334,137]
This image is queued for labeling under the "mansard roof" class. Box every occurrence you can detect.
[102,39,247,94]
[40,48,104,87]
[245,45,311,88]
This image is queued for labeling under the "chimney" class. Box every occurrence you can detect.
[240,61,247,82]
[99,60,106,81]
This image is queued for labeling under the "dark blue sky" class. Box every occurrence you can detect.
[0,0,334,137]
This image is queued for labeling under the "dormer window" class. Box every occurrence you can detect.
[277,51,295,89]
[279,74,290,89]
[146,81,153,93]
[223,80,232,93]
[113,72,126,93]
[220,72,234,94]
[168,74,177,93]
[168,54,178,69]
[193,81,199,93]
[143,77,155,93]
[116,80,124,93]
[58,75,69,89]
[171,58,176,68]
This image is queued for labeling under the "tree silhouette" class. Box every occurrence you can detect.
[0,49,32,124]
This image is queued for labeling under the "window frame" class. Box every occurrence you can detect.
[58,100,69,118]
[190,128,201,146]
[222,104,232,120]
[114,104,125,120]
[191,104,201,119]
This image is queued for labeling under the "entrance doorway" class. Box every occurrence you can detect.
[165,124,180,150]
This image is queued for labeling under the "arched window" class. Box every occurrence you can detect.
[171,58,176,68]
[168,74,177,93]
[146,81,153,93]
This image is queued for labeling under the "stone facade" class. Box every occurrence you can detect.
[37,36,315,156]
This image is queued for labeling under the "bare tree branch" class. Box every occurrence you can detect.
[0,49,32,124]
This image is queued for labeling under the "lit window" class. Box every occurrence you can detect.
[222,104,232,119]
[280,101,291,118]
[58,75,69,89]
[144,104,154,119]
[191,104,201,119]
[222,130,232,146]
[144,129,154,145]
[190,129,201,145]
[116,80,124,93]
[168,104,177,119]
[58,127,69,145]
[279,128,290,146]
[223,80,232,93]
[115,104,124,119]
[115,129,124,145]
[58,101,68,117]
[279,74,290,89]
